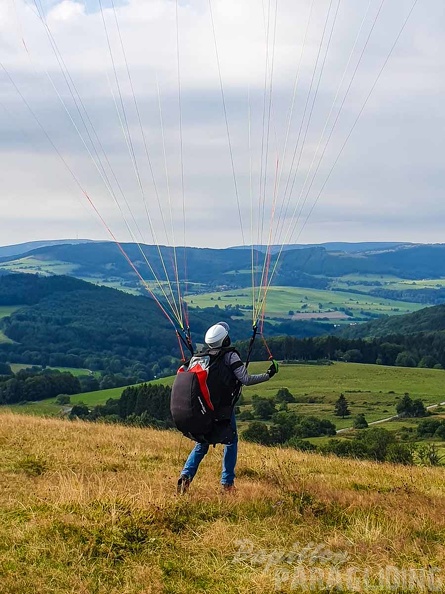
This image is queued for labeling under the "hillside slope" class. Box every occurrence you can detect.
[0,239,92,259]
[0,242,256,286]
[342,303,445,338]
[0,274,333,377]
[1,412,444,593]
[0,274,180,377]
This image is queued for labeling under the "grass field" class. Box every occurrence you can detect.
[0,306,20,319]
[0,256,78,276]
[331,273,445,293]
[7,384,128,416]
[185,286,423,321]
[0,331,14,344]
[7,362,445,431]
[240,362,445,429]
[0,412,444,593]
[8,364,98,377]
[0,307,20,343]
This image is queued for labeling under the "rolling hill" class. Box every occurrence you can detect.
[0,239,92,259]
[342,303,445,338]
[0,273,180,378]
[1,242,445,290]
[0,274,332,378]
[231,241,414,253]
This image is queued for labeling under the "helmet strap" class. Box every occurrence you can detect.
[222,335,231,347]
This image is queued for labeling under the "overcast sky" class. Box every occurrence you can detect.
[0,0,444,249]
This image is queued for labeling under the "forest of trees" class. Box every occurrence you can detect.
[0,274,183,380]
[0,363,145,405]
[241,331,445,370]
[0,367,81,405]
[0,274,334,381]
[72,383,173,428]
[2,273,445,389]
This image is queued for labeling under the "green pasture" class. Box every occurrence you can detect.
[78,276,142,295]
[8,364,98,377]
[0,256,77,276]
[247,360,445,395]
[0,306,20,319]
[234,361,445,430]
[6,362,445,432]
[0,307,18,343]
[0,332,14,344]
[0,305,18,344]
[185,285,423,320]
[0,308,18,344]
[79,277,208,299]
[7,374,179,416]
[331,273,445,293]
[4,374,176,417]
[7,385,129,416]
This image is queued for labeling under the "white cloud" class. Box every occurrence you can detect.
[48,0,85,22]
[0,0,444,250]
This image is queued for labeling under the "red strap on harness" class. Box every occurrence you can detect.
[178,363,214,411]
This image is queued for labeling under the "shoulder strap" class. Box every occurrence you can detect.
[208,348,226,365]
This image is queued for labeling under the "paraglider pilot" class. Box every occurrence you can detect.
[177,322,278,494]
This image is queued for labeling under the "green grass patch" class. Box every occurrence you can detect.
[8,364,99,377]
[332,273,445,293]
[238,361,445,429]
[0,256,78,276]
[0,306,21,319]
[0,331,14,344]
[4,374,178,417]
[0,308,20,344]
[7,385,130,416]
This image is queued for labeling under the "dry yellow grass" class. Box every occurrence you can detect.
[1,411,444,593]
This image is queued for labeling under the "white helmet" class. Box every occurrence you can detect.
[205,322,230,348]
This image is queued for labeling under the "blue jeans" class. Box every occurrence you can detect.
[181,413,238,485]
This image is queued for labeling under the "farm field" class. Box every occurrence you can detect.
[185,286,423,321]
[331,273,445,293]
[6,362,445,431]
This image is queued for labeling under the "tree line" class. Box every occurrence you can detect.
[0,367,81,405]
[239,332,445,369]
[69,383,173,428]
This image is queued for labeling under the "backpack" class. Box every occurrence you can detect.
[170,348,239,444]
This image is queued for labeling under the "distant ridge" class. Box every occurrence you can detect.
[0,240,418,259]
[0,239,94,259]
[231,242,416,254]
[1,242,445,285]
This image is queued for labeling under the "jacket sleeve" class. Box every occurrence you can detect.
[226,352,270,386]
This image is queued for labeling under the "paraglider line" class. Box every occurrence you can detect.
[208,0,245,245]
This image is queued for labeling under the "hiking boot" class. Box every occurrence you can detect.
[221,483,236,494]
[177,475,191,495]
